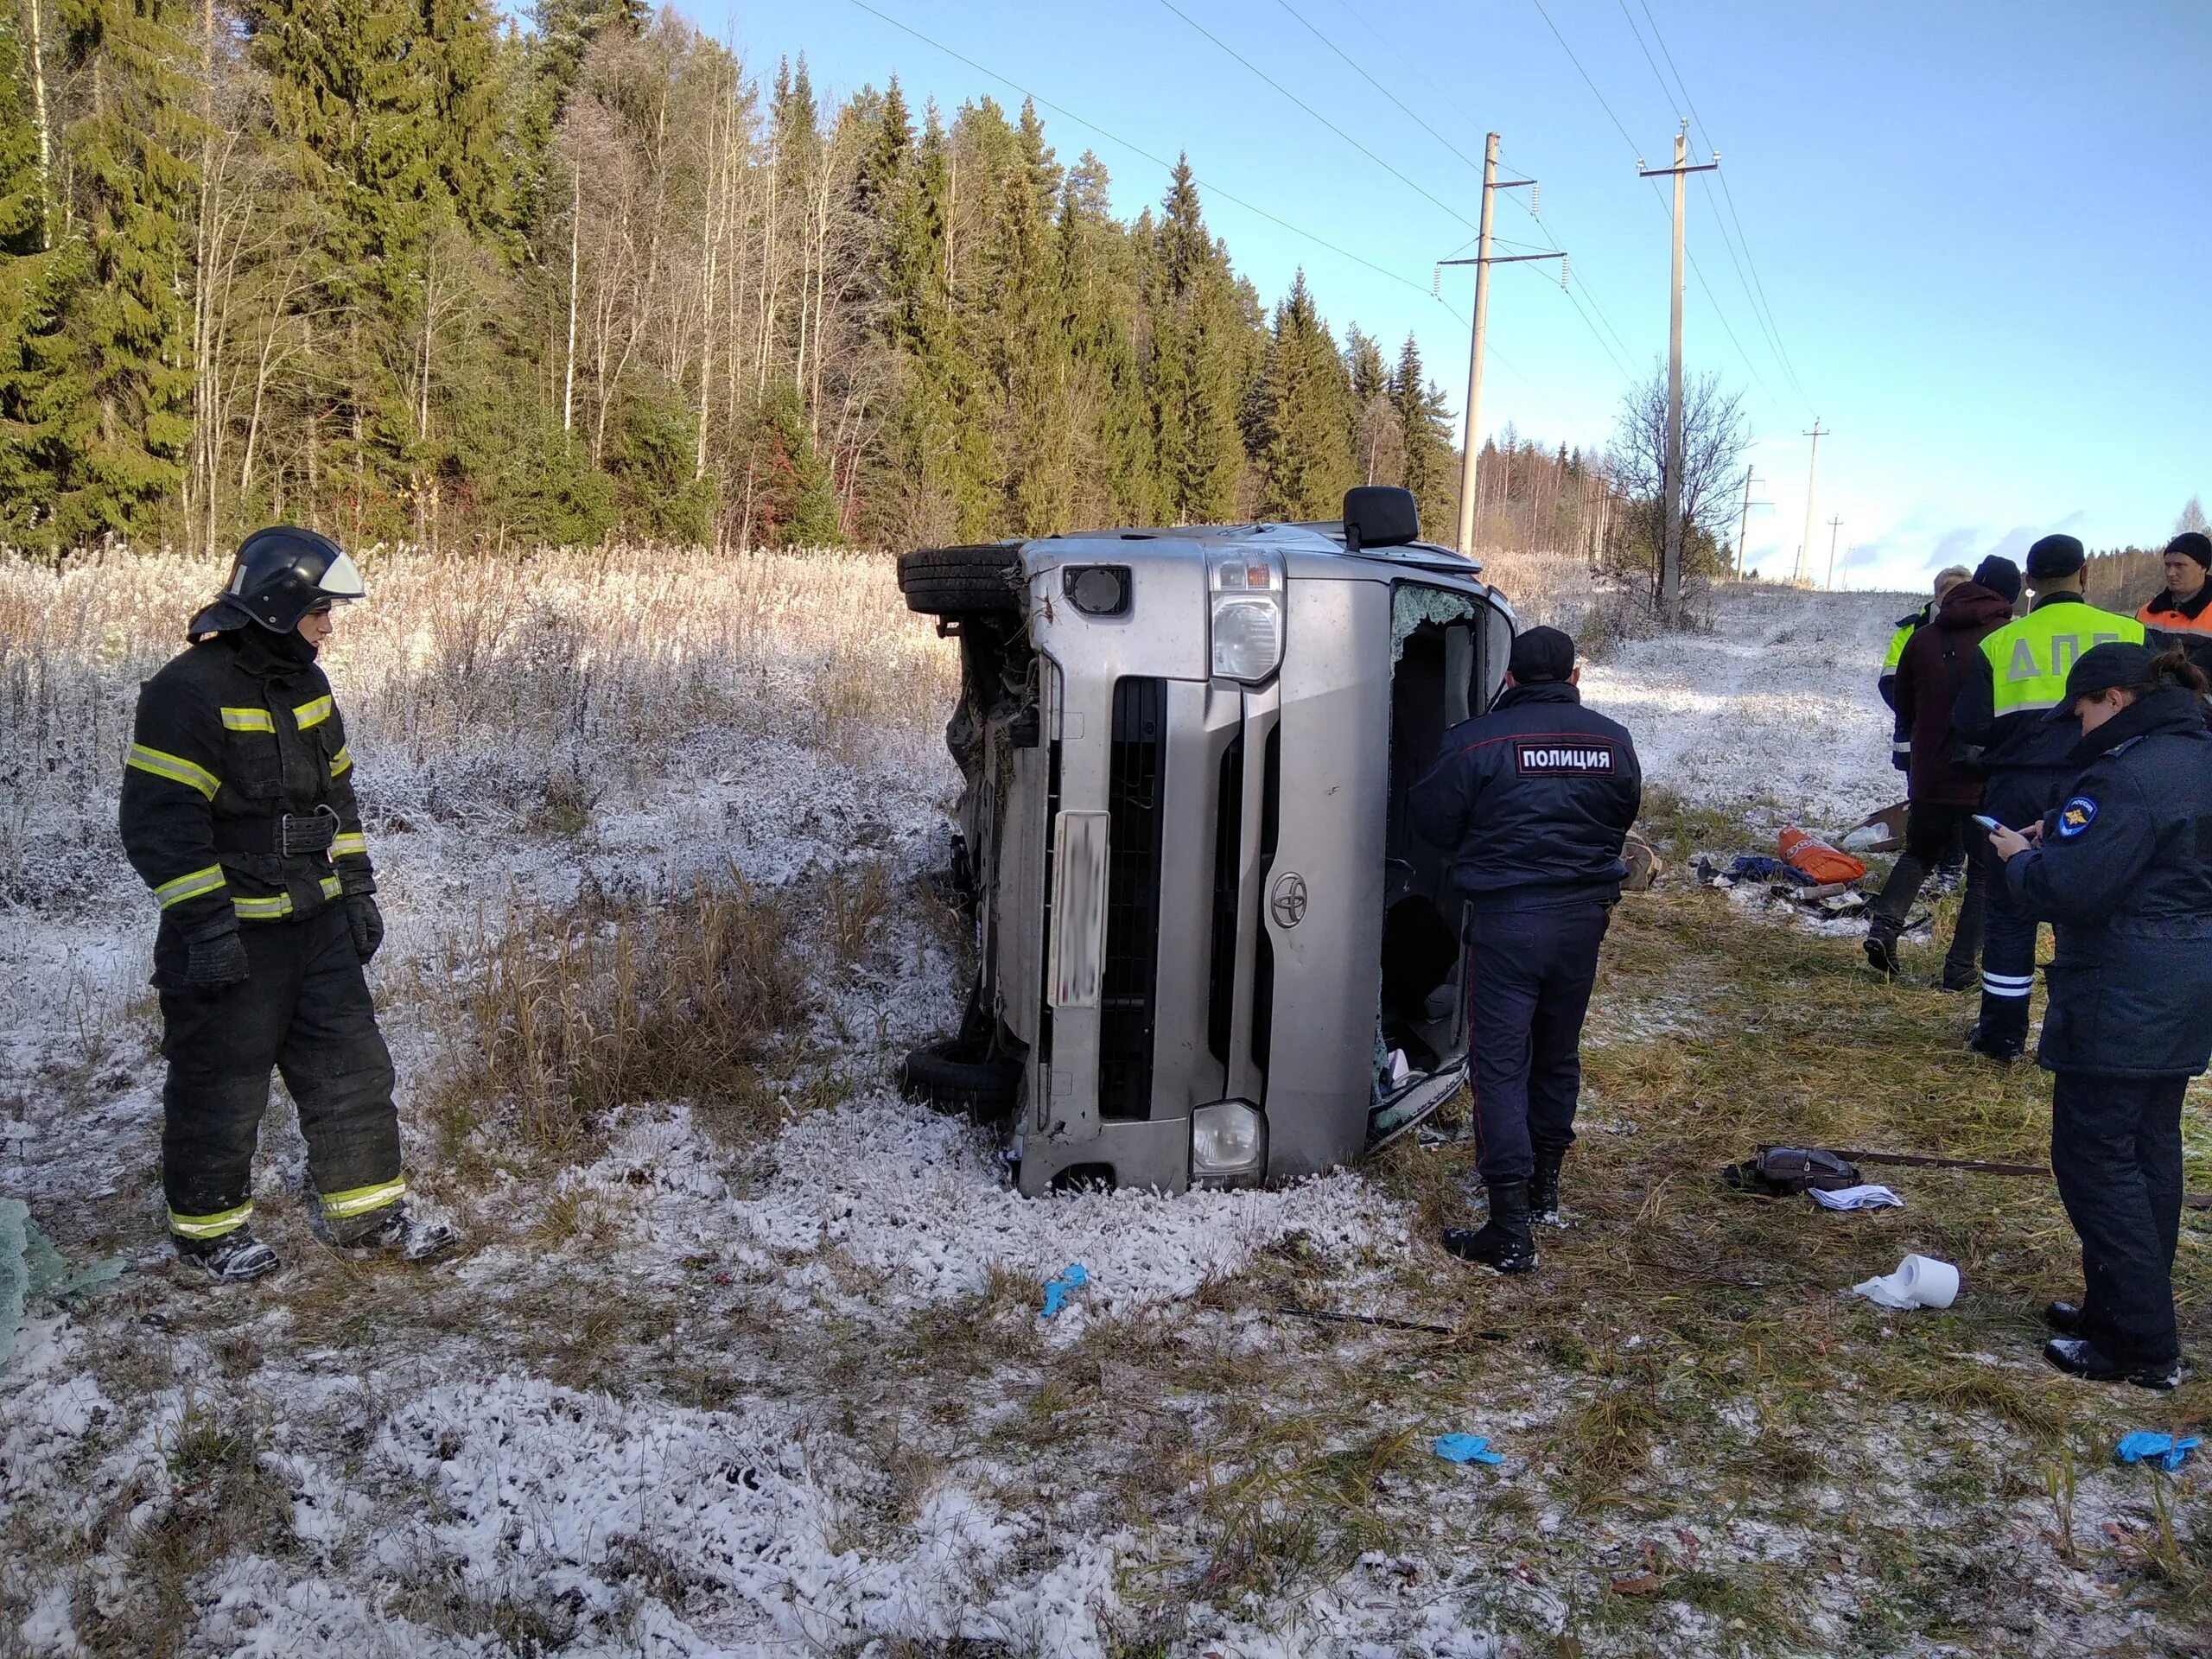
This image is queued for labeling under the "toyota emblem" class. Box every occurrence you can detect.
[1270,872,1309,928]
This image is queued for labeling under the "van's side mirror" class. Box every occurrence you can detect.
[1343,486,1419,551]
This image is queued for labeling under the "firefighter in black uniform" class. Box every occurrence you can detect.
[1409,626,1643,1274]
[1986,643,2212,1388]
[120,528,456,1281]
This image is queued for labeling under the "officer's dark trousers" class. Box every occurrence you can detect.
[2051,1071,2189,1370]
[157,905,401,1236]
[1465,901,1611,1184]
[1976,772,2064,1052]
[1870,802,1987,983]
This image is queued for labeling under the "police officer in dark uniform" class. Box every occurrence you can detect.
[120,528,456,1281]
[1409,626,1643,1274]
[1951,534,2145,1060]
[1986,643,2212,1388]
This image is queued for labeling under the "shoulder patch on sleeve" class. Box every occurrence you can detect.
[2056,796,2099,838]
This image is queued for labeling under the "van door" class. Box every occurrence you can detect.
[1376,583,1510,1117]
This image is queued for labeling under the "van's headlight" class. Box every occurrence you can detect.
[1209,550,1286,682]
[1192,1100,1267,1182]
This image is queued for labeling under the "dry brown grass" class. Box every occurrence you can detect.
[429,874,809,1159]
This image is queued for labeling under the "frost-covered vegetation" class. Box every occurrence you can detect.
[5,556,2212,1657]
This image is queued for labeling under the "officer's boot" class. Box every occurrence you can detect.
[1529,1148,1567,1227]
[175,1229,281,1284]
[1443,1180,1538,1274]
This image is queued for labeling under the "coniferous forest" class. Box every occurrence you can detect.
[0,0,1600,557]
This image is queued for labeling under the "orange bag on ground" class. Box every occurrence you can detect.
[1778,825,1867,885]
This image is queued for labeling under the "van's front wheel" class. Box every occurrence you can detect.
[899,1037,1022,1122]
[897,543,1023,617]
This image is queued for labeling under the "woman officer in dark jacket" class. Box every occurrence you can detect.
[1987,643,2212,1388]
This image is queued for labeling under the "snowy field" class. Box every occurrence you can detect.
[4,560,2199,1658]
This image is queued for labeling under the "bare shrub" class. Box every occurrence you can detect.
[1473,548,1595,632]
[435,875,809,1156]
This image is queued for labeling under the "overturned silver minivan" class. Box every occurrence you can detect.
[899,487,1517,1195]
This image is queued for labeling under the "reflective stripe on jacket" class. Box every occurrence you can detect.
[1952,594,2145,775]
[119,629,375,933]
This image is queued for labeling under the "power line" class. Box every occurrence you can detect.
[1525,0,1643,156]
[1529,0,1804,412]
[1271,0,1488,178]
[1629,0,1811,406]
[1613,0,1683,125]
[841,0,1465,314]
[1154,0,1481,235]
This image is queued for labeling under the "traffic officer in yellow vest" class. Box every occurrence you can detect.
[119,528,457,1281]
[1951,534,2146,1060]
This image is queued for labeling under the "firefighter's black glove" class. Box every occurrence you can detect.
[182,928,251,990]
[346,894,385,963]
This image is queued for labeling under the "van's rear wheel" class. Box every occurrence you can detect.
[898,544,1023,617]
[899,1037,1021,1122]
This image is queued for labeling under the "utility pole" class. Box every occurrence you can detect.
[1442,135,1558,556]
[1825,514,1845,589]
[1733,465,1771,578]
[1639,125,1719,622]
[1795,418,1827,586]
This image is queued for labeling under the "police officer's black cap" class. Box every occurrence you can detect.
[2044,640,2158,721]
[2024,533,2086,579]
[1508,626,1575,683]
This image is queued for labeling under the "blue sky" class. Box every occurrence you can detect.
[705,0,2210,592]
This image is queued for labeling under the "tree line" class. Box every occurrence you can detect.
[0,0,1510,556]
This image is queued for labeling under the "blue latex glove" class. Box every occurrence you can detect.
[1433,1433,1504,1466]
[1039,1263,1090,1319]
[2116,1432,2200,1471]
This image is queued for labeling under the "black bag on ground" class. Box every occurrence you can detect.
[1722,1146,1863,1196]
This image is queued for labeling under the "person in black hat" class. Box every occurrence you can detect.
[1950,534,2147,1060]
[1864,555,2020,985]
[2139,532,2212,661]
[1408,626,1643,1274]
[1986,641,2212,1387]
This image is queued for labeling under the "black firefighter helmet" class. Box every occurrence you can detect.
[191,526,366,636]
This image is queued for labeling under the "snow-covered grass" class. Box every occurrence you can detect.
[6,563,2212,1657]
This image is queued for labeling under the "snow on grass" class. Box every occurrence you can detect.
[560,1096,1403,1327]
[11,556,2139,1656]
[1582,581,1910,830]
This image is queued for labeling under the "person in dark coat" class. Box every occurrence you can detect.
[1408,626,1643,1274]
[1865,556,2019,986]
[1951,534,2146,1060]
[1986,643,2212,1388]
[120,528,457,1281]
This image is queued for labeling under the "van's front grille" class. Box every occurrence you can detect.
[1100,677,1165,1121]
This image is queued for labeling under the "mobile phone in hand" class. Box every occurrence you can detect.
[1972,815,2002,834]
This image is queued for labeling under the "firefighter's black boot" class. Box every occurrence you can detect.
[1443,1180,1538,1274]
[175,1229,281,1284]
[323,1203,461,1263]
[1529,1149,1567,1227]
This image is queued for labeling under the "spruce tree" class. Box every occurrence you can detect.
[1392,334,1456,524]
[1254,270,1353,520]
[1149,156,1246,524]
[0,5,86,546]
[52,0,198,542]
